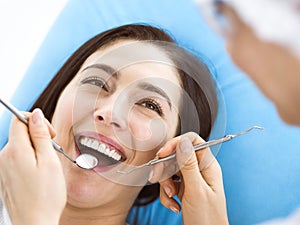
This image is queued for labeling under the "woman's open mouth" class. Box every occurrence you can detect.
[75,134,126,168]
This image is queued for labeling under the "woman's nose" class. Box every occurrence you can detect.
[93,99,127,130]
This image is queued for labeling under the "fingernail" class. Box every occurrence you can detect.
[32,109,44,125]
[148,169,154,181]
[179,137,192,153]
[163,186,173,198]
[156,147,164,156]
[170,206,179,214]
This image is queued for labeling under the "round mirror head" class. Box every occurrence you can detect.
[75,153,98,170]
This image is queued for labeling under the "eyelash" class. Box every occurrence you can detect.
[81,76,108,91]
[137,98,163,116]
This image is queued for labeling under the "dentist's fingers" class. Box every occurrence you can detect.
[148,161,164,183]
[9,111,56,140]
[8,113,33,147]
[177,137,224,193]
[7,113,37,162]
[148,157,179,184]
[159,181,181,214]
[155,136,181,158]
[152,132,204,183]
[25,111,56,138]
[199,152,224,193]
[153,132,211,182]
[176,137,205,191]
[28,109,59,162]
[156,132,202,159]
[45,119,56,138]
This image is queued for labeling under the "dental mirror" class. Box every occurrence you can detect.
[0,97,98,170]
[75,153,98,169]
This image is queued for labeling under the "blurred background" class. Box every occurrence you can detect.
[0,0,67,115]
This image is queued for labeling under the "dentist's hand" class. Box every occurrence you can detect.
[149,132,229,225]
[0,109,66,225]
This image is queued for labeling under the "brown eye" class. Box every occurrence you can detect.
[137,98,163,115]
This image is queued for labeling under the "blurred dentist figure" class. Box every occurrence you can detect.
[196,0,300,224]
[197,0,300,125]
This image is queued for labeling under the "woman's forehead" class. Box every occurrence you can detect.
[82,40,175,71]
[80,40,181,84]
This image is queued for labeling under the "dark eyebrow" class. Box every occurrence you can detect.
[137,82,172,108]
[82,63,118,78]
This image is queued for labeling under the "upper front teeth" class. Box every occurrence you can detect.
[79,137,122,161]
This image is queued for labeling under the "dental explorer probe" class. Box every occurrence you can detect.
[117,125,264,174]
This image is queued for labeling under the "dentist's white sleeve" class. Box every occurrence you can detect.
[0,199,11,225]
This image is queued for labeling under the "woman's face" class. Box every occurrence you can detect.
[51,40,182,208]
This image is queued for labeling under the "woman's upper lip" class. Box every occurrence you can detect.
[75,131,126,157]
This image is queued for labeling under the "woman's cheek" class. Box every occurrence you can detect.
[127,113,168,152]
[52,92,76,129]
[71,90,99,123]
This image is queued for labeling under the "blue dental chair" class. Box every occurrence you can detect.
[1,1,300,224]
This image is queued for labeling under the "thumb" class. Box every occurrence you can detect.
[28,108,56,160]
[176,137,204,187]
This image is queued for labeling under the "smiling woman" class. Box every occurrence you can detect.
[0,24,228,225]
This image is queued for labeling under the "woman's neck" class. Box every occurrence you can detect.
[59,200,133,225]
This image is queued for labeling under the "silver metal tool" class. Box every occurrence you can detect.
[117,125,264,174]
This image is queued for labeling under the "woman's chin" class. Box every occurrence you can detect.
[66,180,114,207]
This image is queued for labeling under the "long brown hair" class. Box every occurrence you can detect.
[31,24,218,206]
